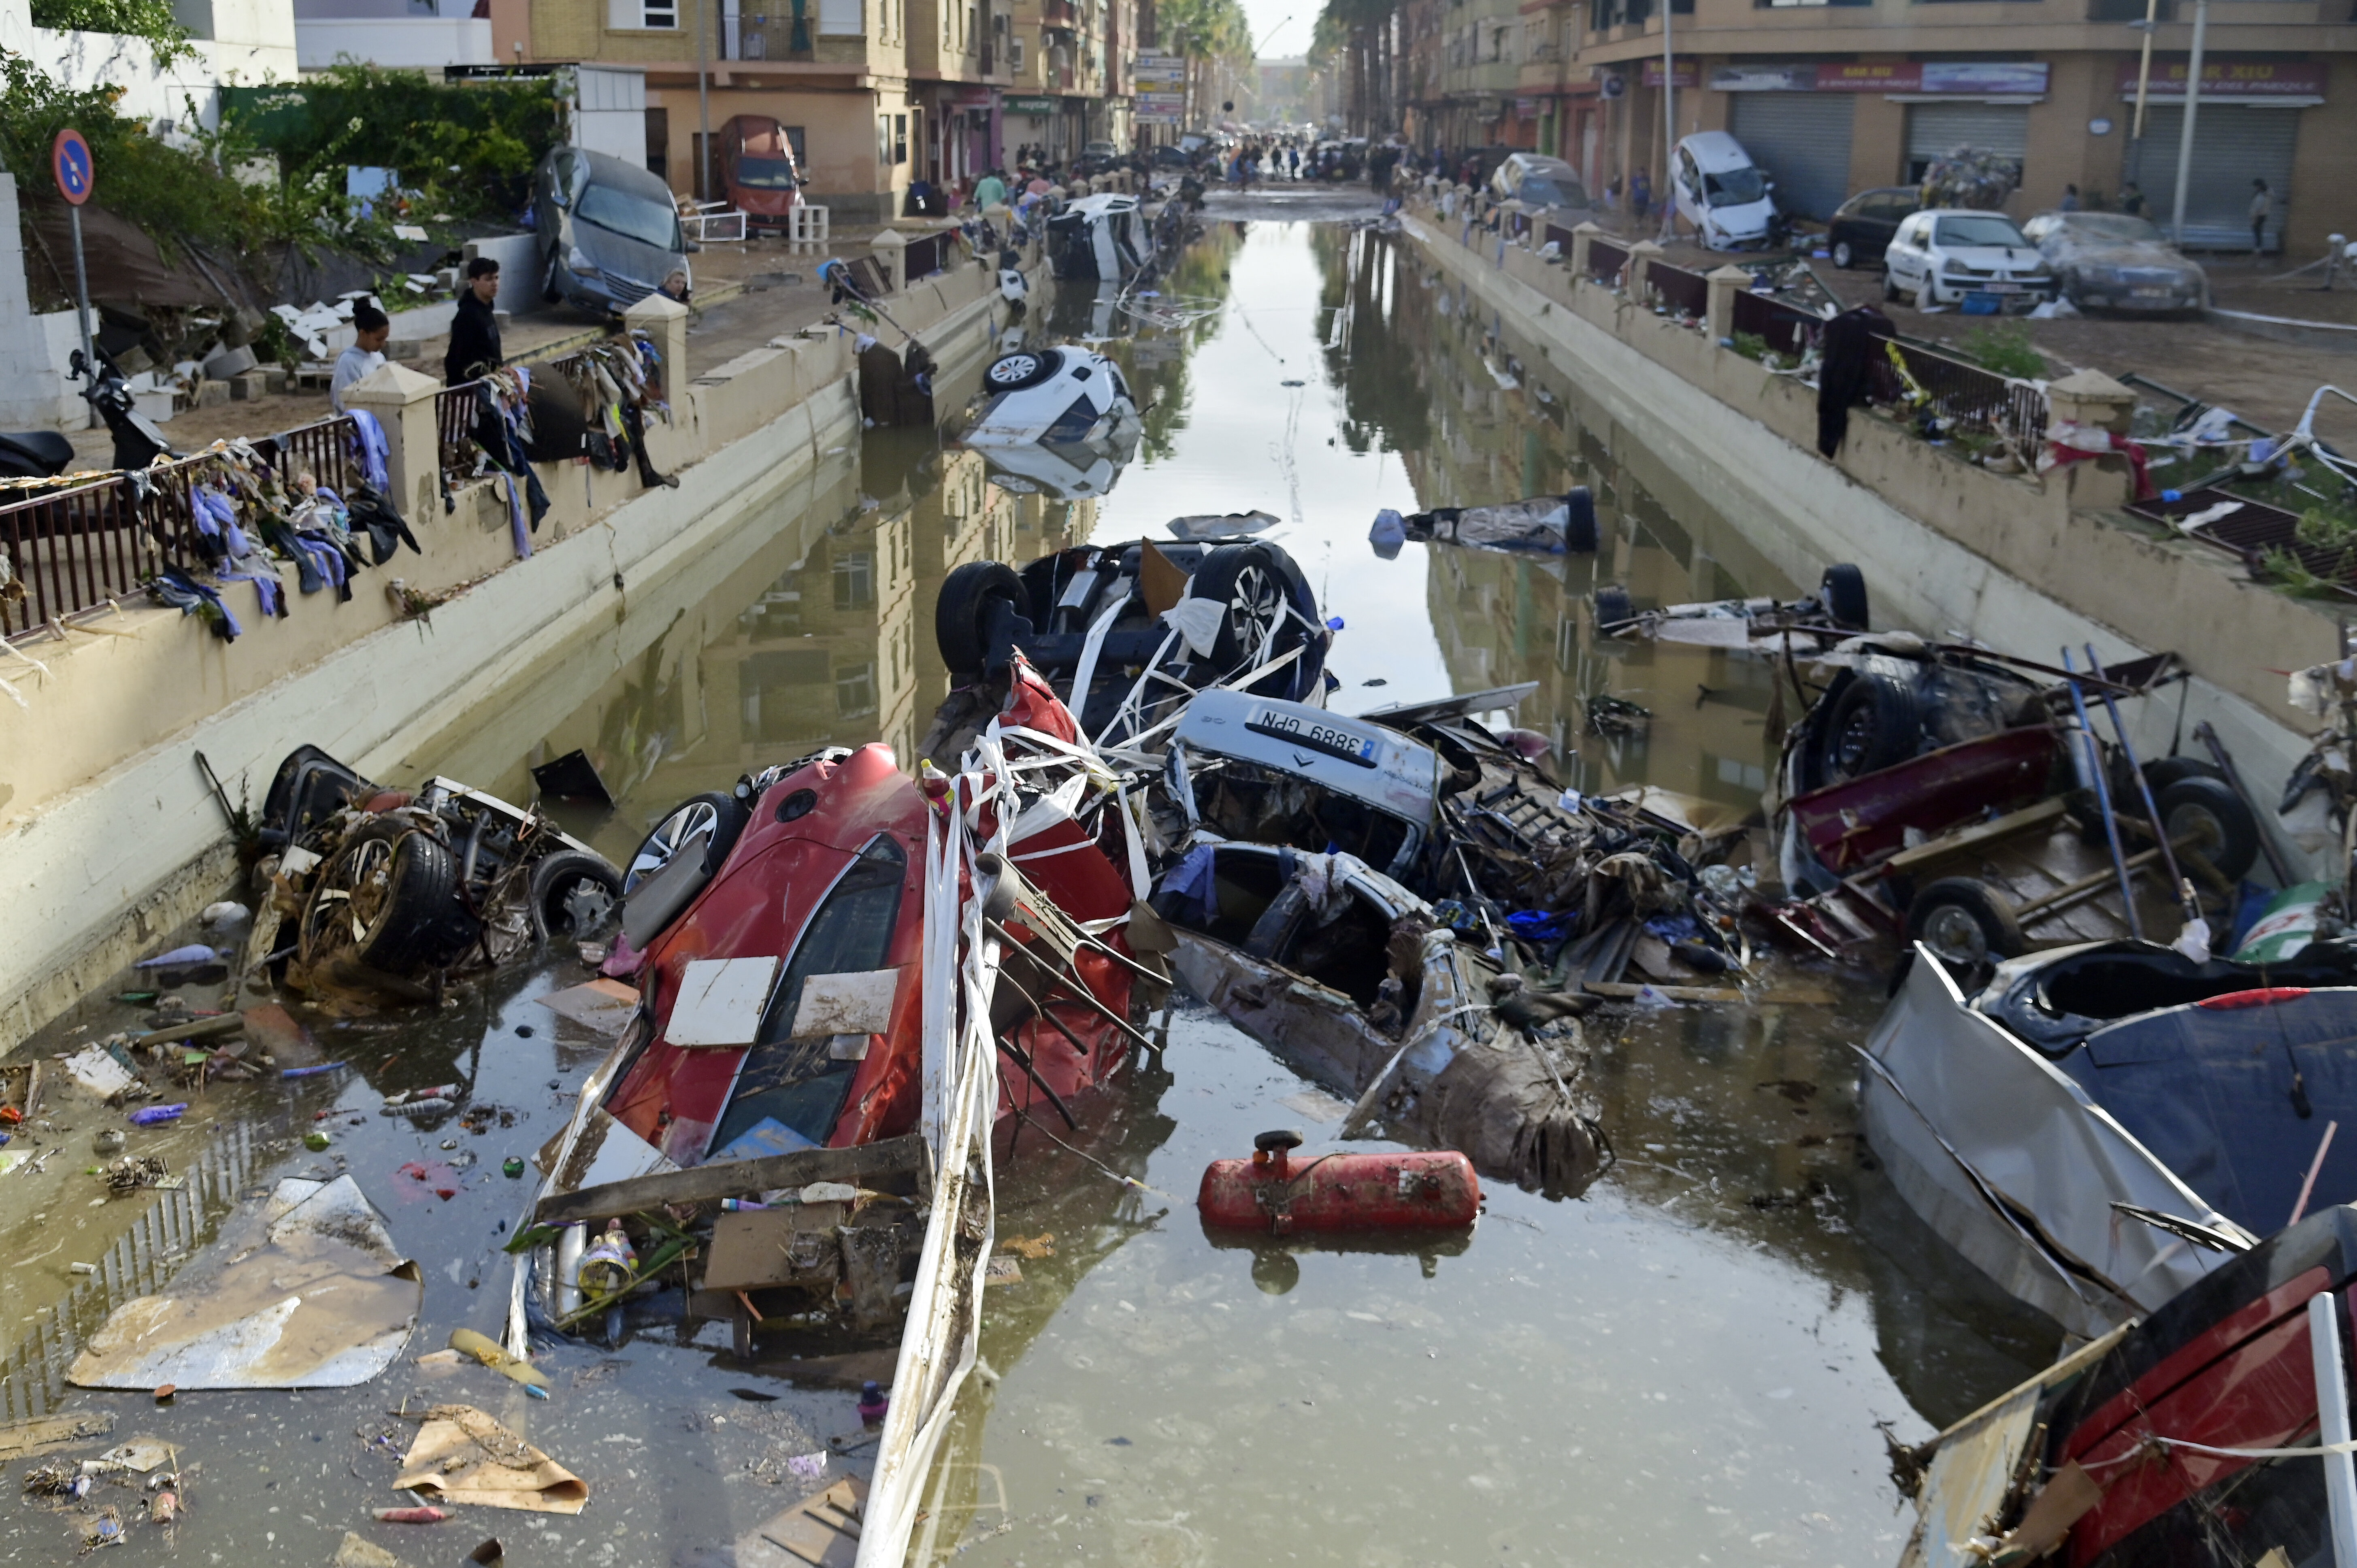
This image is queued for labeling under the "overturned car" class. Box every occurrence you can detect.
[962,346,1140,455]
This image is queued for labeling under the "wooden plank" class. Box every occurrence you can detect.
[533,1133,928,1226]
[1883,796,2067,875]
[0,1412,113,1461]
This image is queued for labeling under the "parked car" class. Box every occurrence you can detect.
[534,147,692,316]
[2020,209,2208,315]
[1486,152,1588,214]
[1823,185,1921,270]
[1670,132,1776,250]
[1880,208,2055,311]
[718,115,805,233]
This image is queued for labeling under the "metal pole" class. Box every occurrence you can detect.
[2168,0,2207,247]
[67,204,96,430]
[2309,1291,2357,1568]
[698,0,713,203]
[2061,649,2145,941]
[2126,0,2158,187]
[1657,0,1674,243]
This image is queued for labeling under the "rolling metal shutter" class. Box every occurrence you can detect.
[1728,93,1857,222]
[1904,102,2030,184]
[2130,104,2299,251]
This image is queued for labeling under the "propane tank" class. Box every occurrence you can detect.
[1197,1129,1480,1236]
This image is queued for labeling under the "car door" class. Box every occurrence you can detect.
[1888,215,1927,287]
[1861,194,1906,259]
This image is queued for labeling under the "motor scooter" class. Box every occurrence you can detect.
[0,347,177,481]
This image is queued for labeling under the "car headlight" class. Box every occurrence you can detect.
[565,247,600,278]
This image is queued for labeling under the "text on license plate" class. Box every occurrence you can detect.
[1244,708,1380,767]
[1980,283,2023,294]
[2133,287,2172,298]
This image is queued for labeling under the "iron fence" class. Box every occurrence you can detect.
[1586,236,1629,286]
[1,413,361,641]
[1729,289,1820,358]
[1648,260,1709,320]
[436,381,483,483]
[1867,338,2050,453]
[902,231,947,283]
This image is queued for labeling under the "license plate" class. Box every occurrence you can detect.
[1980,283,2023,295]
[1244,707,1380,768]
[2133,287,2171,299]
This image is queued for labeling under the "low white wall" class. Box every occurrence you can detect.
[0,174,97,430]
[294,15,490,67]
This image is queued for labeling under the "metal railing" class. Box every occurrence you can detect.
[903,231,948,283]
[1586,236,1628,285]
[437,381,485,484]
[2,414,360,640]
[1647,260,1709,319]
[1868,339,2050,453]
[1729,288,1820,358]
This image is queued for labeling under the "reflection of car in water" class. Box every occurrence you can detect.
[981,443,1126,500]
[534,146,692,315]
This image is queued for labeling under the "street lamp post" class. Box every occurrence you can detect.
[2168,0,2208,247]
[1657,0,1675,242]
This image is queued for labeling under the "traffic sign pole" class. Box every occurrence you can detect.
[52,128,98,430]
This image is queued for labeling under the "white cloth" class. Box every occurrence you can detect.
[330,346,385,412]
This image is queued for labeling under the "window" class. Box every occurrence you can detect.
[833,550,874,608]
[816,0,858,34]
[835,662,877,718]
[892,113,907,165]
[613,0,677,25]
[1009,35,1024,69]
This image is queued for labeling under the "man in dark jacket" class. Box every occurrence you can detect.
[444,258,504,385]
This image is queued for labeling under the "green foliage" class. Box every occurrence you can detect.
[2261,546,2334,596]
[1960,321,2047,381]
[26,0,191,62]
[1730,331,1768,363]
[0,58,251,260]
[1157,0,1250,61]
[2295,504,2357,554]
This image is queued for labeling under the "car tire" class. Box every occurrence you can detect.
[2159,775,2259,884]
[1814,670,1921,786]
[2142,756,2226,794]
[624,791,748,895]
[530,849,624,942]
[1906,876,2026,968]
[301,824,475,975]
[1563,486,1598,553]
[1595,586,1635,632]
[936,560,1027,677]
[1820,564,1869,631]
[1189,543,1301,681]
[983,349,1064,391]
[1913,280,1935,311]
[1832,240,1854,270]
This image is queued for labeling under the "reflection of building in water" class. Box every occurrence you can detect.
[1315,225,1794,817]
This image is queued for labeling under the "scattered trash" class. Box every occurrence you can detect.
[63,1046,138,1100]
[447,1328,551,1396]
[0,1412,113,1462]
[1199,1132,1481,1234]
[374,1505,452,1523]
[392,1404,587,1514]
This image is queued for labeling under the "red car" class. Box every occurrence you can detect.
[596,659,1140,1170]
[720,115,805,233]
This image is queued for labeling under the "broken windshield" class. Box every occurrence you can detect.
[1705,168,1767,208]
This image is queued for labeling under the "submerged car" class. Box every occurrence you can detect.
[1894,1199,2357,1568]
[1880,208,2055,311]
[1671,131,1776,250]
[1863,939,2357,1340]
[535,146,692,315]
[1046,193,1146,281]
[931,536,1329,744]
[2020,210,2208,315]
[962,346,1140,454]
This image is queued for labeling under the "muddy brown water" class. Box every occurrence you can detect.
[0,213,2060,1566]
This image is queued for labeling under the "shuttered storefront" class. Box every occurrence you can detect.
[1904,102,2031,185]
[2131,104,2299,251]
[1728,93,1857,221]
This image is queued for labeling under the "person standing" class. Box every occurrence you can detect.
[2250,178,2272,255]
[1630,169,1652,222]
[971,166,1008,212]
[2060,183,2080,212]
[331,302,390,412]
[2120,181,2145,217]
[444,258,502,385]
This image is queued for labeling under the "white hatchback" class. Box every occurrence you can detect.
[1880,209,2056,311]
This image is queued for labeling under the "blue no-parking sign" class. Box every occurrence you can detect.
[53,128,94,205]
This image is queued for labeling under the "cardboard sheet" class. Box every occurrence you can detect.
[790,969,901,1039]
[667,957,780,1047]
[394,1404,587,1515]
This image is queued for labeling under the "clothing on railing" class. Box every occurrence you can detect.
[1817,306,1896,458]
[470,369,552,552]
[347,409,392,493]
[153,564,242,641]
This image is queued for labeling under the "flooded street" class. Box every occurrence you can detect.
[2,211,2061,1566]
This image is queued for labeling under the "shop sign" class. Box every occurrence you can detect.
[1638,59,1697,88]
[1004,95,1058,115]
[1136,91,1184,123]
[2114,57,2326,97]
[1514,95,1537,118]
[1134,51,1185,85]
[1712,60,2049,94]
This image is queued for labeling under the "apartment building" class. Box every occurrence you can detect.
[998,0,1135,159]
[1441,0,2351,255]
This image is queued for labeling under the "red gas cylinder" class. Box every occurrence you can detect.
[1197,1130,1480,1236]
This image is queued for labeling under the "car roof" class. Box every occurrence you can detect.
[574,146,678,204]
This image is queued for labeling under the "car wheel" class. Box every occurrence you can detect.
[300,824,475,975]
[1819,564,1869,631]
[1189,543,1301,684]
[936,560,1027,677]
[530,849,624,942]
[1814,670,1921,786]
[1905,877,2026,968]
[1832,240,1854,270]
[1563,486,1598,553]
[1913,279,1936,311]
[982,349,1064,391]
[2159,775,2259,884]
[2142,757,2226,794]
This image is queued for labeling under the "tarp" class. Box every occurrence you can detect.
[19,197,232,312]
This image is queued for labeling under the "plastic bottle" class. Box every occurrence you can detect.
[858,1381,889,1423]
[127,1104,187,1126]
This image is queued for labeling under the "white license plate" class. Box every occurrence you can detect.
[1244,707,1380,767]
[2132,287,2172,299]
[1979,283,2024,295]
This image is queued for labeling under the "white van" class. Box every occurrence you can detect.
[1671,132,1776,250]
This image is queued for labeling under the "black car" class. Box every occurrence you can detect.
[1825,186,1920,270]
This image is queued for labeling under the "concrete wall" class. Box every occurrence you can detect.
[0,252,1017,1051]
[0,174,96,429]
[0,0,300,130]
[1406,207,2337,824]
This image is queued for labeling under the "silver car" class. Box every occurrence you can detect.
[2020,211,2208,315]
[534,147,691,317]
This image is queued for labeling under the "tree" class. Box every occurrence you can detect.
[1311,0,1398,136]
[1156,0,1248,127]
